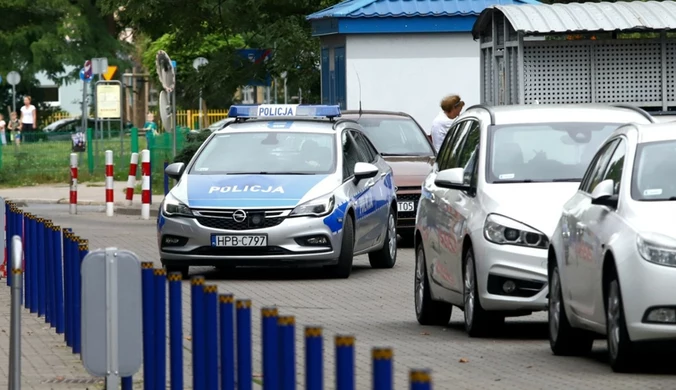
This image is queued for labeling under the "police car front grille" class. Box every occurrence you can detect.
[192,208,290,231]
[396,193,420,220]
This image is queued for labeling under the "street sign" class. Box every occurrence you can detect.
[6,71,20,86]
[84,60,93,79]
[171,60,177,69]
[102,65,118,81]
[81,248,142,383]
[92,58,109,75]
[79,68,93,82]
[193,57,208,70]
[96,84,122,118]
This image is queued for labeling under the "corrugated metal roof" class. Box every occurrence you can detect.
[307,0,540,21]
[473,1,676,37]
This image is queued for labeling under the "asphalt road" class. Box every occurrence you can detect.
[24,204,676,390]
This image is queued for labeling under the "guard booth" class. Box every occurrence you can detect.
[472,1,676,115]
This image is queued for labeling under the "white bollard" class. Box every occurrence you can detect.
[105,150,114,217]
[125,153,139,206]
[141,149,150,220]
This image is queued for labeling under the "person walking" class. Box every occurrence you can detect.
[430,95,465,153]
[20,96,37,141]
[0,114,6,146]
[143,113,158,136]
[7,112,21,147]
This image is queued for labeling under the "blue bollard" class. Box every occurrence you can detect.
[305,327,323,390]
[155,268,167,390]
[23,214,32,310]
[30,219,39,313]
[141,262,156,390]
[219,294,235,390]
[52,225,64,335]
[163,161,170,195]
[37,218,46,317]
[44,220,54,327]
[236,299,252,390]
[336,335,355,390]
[63,230,72,346]
[372,348,393,390]
[278,316,295,390]
[122,376,133,390]
[191,276,206,390]
[262,307,279,390]
[74,238,88,355]
[204,285,218,390]
[168,272,183,390]
[409,369,432,390]
[5,202,11,287]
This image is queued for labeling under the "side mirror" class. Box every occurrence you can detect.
[435,168,468,190]
[591,179,618,208]
[165,162,186,181]
[354,162,378,182]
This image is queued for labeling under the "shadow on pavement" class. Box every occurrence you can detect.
[443,320,550,340]
[193,264,378,281]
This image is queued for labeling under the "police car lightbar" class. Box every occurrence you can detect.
[228,104,341,119]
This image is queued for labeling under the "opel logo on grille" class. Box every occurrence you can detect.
[232,209,247,223]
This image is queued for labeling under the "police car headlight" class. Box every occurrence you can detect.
[162,195,194,217]
[290,194,335,217]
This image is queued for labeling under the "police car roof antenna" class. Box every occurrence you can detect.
[353,64,363,119]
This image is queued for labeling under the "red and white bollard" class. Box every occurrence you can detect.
[125,152,139,206]
[105,150,114,217]
[70,153,78,215]
[141,149,151,220]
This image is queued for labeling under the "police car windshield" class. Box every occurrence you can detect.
[190,131,336,175]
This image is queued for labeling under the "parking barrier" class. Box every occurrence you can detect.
[141,149,151,220]
[125,152,139,206]
[70,153,78,214]
[105,150,114,217]
[1,198,436,389]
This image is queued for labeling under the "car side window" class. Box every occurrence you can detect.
[342,130,365,179]
[456,122,480,185]
[449,120,477,169]
[437,121,464,171]
[581,139,619,193]
[601,138,626,196]
[351,131,377,163]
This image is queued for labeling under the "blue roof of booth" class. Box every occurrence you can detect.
[308,0,540,35]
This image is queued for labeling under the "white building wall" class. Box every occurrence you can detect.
[35,65,83,115]
[346,33,480,134]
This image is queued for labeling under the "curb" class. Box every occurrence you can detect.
[7,198,160,218]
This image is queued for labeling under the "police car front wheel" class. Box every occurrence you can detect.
[326,215,355,279]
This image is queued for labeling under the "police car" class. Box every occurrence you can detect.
[158,104,398,278]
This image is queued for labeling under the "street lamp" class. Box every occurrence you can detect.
[192,57,209,129]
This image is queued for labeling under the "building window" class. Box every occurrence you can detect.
[40,86,59,103]
[242,86,255,104]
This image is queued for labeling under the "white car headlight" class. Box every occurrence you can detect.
[484,214,548,249]
[289,194,335,217]
[636,233,676,267]
[162,194,194,217]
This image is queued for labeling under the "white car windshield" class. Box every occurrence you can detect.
[355,116,433,156]
[190,131,336,175]
[487,122,622,183]
[632,140,676,201]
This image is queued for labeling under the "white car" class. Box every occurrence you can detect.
[548,121,676,372]
[414,104,655,337]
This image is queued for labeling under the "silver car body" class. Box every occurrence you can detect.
[416,104,655,316]
[549,122,676,342]
[158,113,397,267]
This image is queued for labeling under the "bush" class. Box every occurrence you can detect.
[173,130,211,165]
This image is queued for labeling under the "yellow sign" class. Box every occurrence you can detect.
[96,84,121,119]
[102,65,118,81]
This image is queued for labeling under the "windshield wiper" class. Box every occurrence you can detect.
[551,178,581,182]
[494,179,537,183]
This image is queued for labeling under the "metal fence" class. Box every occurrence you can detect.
[3,200,435,389]
[44,109,229,131]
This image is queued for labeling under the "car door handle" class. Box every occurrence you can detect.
[576,222,586,234]
[380,172,387,178]
[364,179,375,189]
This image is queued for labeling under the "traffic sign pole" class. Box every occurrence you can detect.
[7,71,21,115]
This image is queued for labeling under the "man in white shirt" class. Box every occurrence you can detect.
[430,95,465,152]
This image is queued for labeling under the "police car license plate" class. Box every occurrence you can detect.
[397,201,415,213]
[211,234,267,247]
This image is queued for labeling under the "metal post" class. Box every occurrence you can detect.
[198,89,203,129]
[171,90,177,158]
[219,294,235,390]
[372,348,393,390]
[336,335,355,390]
[141,262,155,390]
[236,299,252,390]
[204,285,218,390]
[191,276,206,390]
[261,307,279,390]
[82,81,87,136]
[305,327,323,390]
[284,78,288,104]
[278,316,295,390]
[104,248,120,390]
[52,226,64,335]
[409,370,432,390]
[168,272,183,390]
[12,85,16,115]
[154,268,167,390]
[9,235,23,390]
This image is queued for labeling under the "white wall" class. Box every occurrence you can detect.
[35,65,83,115]
[346,33,480,134]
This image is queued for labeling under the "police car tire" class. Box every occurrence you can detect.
[327,215,354,279]
[368,207,397,269]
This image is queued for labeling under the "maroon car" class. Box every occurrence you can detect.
[341,110,435,245]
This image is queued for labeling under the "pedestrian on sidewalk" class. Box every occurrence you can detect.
[7,112,21,147]
[430,95,465,153]
[0,114,6,146]
[20,96,37,142]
